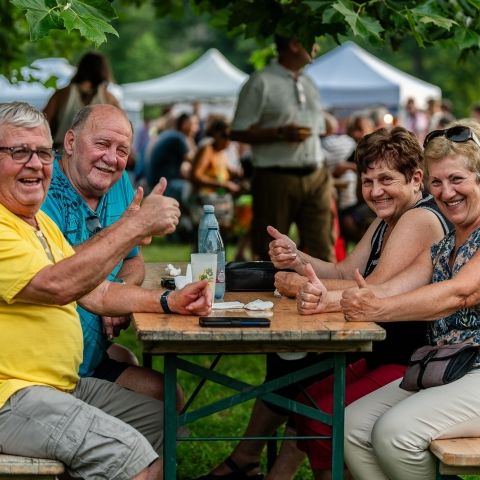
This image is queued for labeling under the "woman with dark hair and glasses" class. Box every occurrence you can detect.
[335,120,480,480]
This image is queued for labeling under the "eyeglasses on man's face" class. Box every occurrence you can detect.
[86,215,103,234]
[423,126,480,149]
[0,146,56,165]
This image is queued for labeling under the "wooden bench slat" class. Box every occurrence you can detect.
[430,438,480,466]
[0,476,60,480]
[0,454,64,475]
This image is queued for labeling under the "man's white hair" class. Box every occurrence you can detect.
[0,102,52,142]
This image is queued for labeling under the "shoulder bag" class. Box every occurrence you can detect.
[399,340,479,391]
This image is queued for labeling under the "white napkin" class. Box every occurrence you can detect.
[174,264,192,290]
[244,299,274,311]
[212,301,245,310]
[165,263,182,276]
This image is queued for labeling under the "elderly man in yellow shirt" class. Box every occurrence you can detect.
[0,102,211,480]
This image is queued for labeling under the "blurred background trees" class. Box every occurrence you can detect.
[3,0,480,116]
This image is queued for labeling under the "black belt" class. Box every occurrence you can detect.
[256,165,318,176]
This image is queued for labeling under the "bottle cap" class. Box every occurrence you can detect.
[203,205,215,213]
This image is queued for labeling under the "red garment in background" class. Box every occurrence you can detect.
[295,360,406,470]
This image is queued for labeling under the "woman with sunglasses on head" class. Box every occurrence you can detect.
[266,126,451,480]
[334,120,480,480]
[202,127,450,480]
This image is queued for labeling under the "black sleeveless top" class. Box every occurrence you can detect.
[361,192,452,368]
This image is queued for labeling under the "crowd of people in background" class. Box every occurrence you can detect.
[127,92,469,262]
[34,50,478,263]
[3,41,480,480]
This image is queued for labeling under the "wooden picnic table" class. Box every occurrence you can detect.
[133,262,386,480]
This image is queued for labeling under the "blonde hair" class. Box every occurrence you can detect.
[424,119,480,176]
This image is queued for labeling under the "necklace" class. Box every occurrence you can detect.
[35,229,55,263]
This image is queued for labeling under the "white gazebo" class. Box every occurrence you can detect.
[121,48,248,105]
[0,58,143,133]
[306,41,441,113]
[0,58,75,109]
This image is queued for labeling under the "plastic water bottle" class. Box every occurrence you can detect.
[197,205,218,252]
[201,226,226,301]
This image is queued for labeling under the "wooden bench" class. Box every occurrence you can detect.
[430,438,480,479]
[0,454,64,479]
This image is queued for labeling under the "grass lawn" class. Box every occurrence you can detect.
[117,238,475,480]
[116,237,314,479]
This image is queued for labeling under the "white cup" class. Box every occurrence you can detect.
[191,253,217,298]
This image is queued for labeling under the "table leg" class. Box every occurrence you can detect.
[164,354,178,479]
[332,353,346,480]
[266,431,278,471]
[142,352,152,369]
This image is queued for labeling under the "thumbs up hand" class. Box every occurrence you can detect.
[126,186,144,213]
[353,269,368,288]
[267,225,302,270]
[297,263,328,315]
[274,271,308,298]
[138,177,181,236]
[340,269,379,322]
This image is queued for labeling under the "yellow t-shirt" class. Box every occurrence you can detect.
[0,204,83,409]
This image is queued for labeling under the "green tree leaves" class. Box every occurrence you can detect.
[13,0,61,39]
[4,0,480,83]
[7,0,480,53]
[330,0,384,42]
[11,0,117,44]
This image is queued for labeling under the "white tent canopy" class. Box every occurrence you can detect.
[0,58,75,109]
[121,48,248,105]
[306,41,441,112]
[0,57,143,133]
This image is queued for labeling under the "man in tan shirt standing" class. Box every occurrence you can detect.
[231,35,332,262]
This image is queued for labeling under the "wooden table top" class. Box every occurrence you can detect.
[133,262,386,354]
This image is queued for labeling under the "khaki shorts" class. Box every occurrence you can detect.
[0,378,162,479]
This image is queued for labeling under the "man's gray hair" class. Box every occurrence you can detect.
[0,102,51,141]
[70,105,95,132]
[70,104,133,135]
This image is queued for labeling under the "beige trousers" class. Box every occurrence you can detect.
[344,368,480,480]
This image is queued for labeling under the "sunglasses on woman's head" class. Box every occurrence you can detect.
[423,125,480,148]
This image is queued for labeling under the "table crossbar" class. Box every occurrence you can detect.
[162,352,346,479]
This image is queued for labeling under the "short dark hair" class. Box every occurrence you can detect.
[176,113,191,131]
[355,127,423,182]
[274,35,292,53]
[205,117,229,137]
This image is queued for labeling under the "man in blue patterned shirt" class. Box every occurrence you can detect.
[42,103,182,407]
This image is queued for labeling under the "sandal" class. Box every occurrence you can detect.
[194,457,264,479]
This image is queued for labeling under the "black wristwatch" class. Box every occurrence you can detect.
[160,290,172,314]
